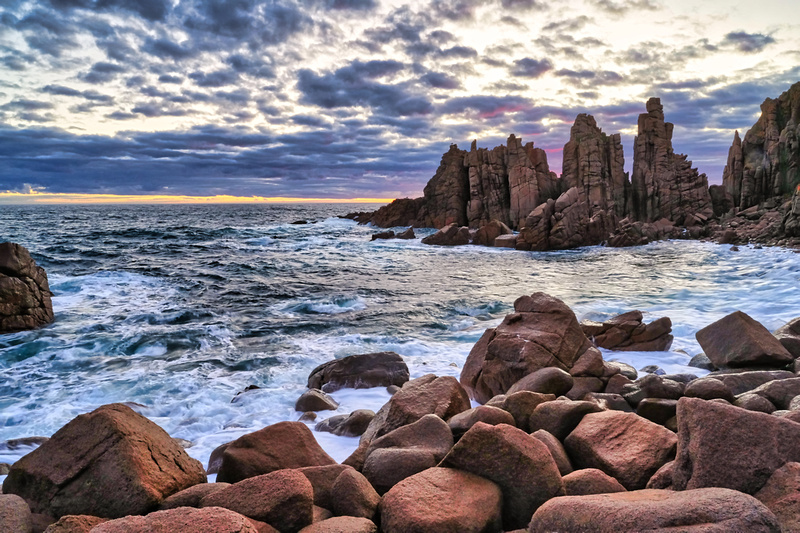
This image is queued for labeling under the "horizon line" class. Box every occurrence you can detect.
[0,191,395,205]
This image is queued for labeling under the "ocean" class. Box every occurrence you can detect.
[2,203,799,475]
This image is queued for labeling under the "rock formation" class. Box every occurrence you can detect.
[723,81,800,210]
[420,144,470,228]
[630,98,713,225]
[0,242,54,334]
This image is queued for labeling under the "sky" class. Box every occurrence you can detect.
[0,0,798,203]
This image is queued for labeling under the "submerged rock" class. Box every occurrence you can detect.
[0,242,54,334]
[307,352,409,393]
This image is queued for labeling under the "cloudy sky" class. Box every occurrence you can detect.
[0,0,798,201]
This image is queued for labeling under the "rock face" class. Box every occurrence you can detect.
[379,467,503,533]
[0,242,54,334]
[581,311,673,351]
[0,494,32,533]
[91,507,260,533]
[421,144,471,228]
[723,81,800,210]
[460,293,602,404]
[529,488,781,533]
[696,311,793,368]
[216,422,336,483]
[673,397,800,494]
[2,403,206,519]
[629,98,713,224]
[307,352,409,393]
[755,462,800,533]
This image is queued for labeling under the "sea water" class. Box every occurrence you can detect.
[1,204,799,476]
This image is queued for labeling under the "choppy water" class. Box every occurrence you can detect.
[1,204,799,473]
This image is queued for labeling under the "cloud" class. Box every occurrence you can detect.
[420,72,462,89]
[189,70,240,87]
[42,85,115,103]
[722,31,775,53]
[542,16,591,32]
[510,58,553,78]
[158,74,183,84]
[143,38,197,60]
[590,0,660,15]
[80,62,127,84]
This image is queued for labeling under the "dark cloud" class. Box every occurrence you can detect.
[722,31,775,53]
[510,58,553,78]
[131,103,189,117]
[420,72,462,89]
[189,70,240,87]
[226,55,276,79]
[47,0,169,21]
[542,16,590,32]
[80,62,127,84]
[500,0,542,8]
[590,0,660,15]
[439,95,532,118]
[1,99,55,111]
[158,74,183,84]
[42,85,115,103]
[143,38,197,60]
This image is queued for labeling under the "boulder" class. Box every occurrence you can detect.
[159,483,230,509]
[563,468,627,496]
[583,392,632,412]
[395,227,415,239]
[696,311,793,368]
[748,377,800,409]
[201,470,313,532]
[216,422,335,483]
[494,234,518,248]
[0,494,32,533]
[646,461,674,490]
[0,242,54,333]
[506,367,574,396]
[440,422,564,530]
[296,465,351,510]
[1,404,206,519]
[43,515,107,533]
[497,391,556,432]
[566,377,604,400]
[380,467,502,533]
[581,312,673,351]
[564,410,678,490]
[688,353,716,371]
[298,517,377,533]
[315,410,374,437]
[735,393,778,413]
[774,317,800,358]
[683,376,735,402]
[307,352,409,393]
[446,405,515,439]
[529,488,780,532]
[472,220,513,247]
[370,231,394,241]
[363,414,453,494]
[330,468,379,520]
[604,361,637,380]
[711,369,795,395]
[622,374,683,406]
[755,462,800,533]
[531,429,573,476]
[91,507,260,533]
[421,223,471,246]
[295,389,339,412]
[528,399,604,441]
[673,397,800,494]
[360,375,469,444]
[460,293,601,404]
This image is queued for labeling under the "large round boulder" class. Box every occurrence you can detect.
[2,404,206,519]
[380,467,502,533]
[91,507,260,533]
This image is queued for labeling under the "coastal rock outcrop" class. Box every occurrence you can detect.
[0,242,54,334]
[630,98,713,224]
[2,403,206,519]
[581,310,673,351]
[723,81,800,210]
[307,352,409,393]
[460,293,603,404]
[695,310,793,368]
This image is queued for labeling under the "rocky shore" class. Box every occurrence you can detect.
[3,291,800,532]
[350,82,800,250]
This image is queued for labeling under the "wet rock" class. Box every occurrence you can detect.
[363,414,453,494]
[298,412,317,422]
[493,234,517,248]
[296,464,351,510]
[1,404,206,519]
[216,421,335,483]
[439,422,564,530]
[370,231,395,241]
[0,242,54,333]
[531,429,573,476]
[298,517,377,533]
[307,352,409,393]
[774,316,800,358]
[529,488,780,533]
[421,223,471,246]
[380,467,502,533]
[636,398,677,426]
[471,219,512,247]
[91,506,260,533]
[604,373,633,395]
[528,399,604,441]
[1,436,49,450]
[201,470,313,532]
[755,462,800,533]
[295,389,339,412]
[696,311,793,368]
[604,361,637,380]
[160,482,231,510]
[315,410,374,437]
[673,397,800,494]
[460,292,601,404]
[43,515,108,533]
[360,374,469,444]
[330,468,379,520]
[446,405,515,440]
[622,374,683,407]
[639,365,665,375]
[563,468,627,496]
[684,376,735,402]
[564,410,678,490]
[688,353,716,371]
[582,311,673,351]
[395,227,415,239]
[506,367,574,397]
[0,494,32,533]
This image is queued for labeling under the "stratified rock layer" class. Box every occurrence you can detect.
[0,242,54,333]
